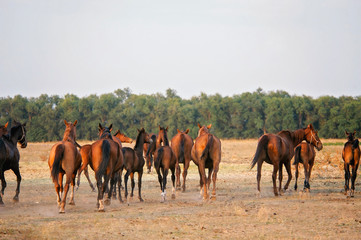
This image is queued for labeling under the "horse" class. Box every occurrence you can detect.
[250,124,323,196]
[154,126,176,202]
[0,121,27,205]
[114,130,134,145]
[76,144,95,192]
[171,129,193,192]
[293,142,317,191]
[191,124,221,200]
[87,123,123,211]
[144,133,156,173]
[121,128,151,203]
[48,120,81,213]
[342,130,360,197]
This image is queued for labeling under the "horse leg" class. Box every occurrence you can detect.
[59,175,72,213]
[161,168,168,202]
[303,161,310,191]
[278,163,283,194]
[156,167,163,192]
[344,163,350,194]
[307,161,314,190]
[272,164,279,196]
[207,167,213,190]
[124,170,131,204]
[182,160,190,192]
[84,168,95,192]
[175,162,181,190]
[1,170,6,196]
[130,172,135,198]
[294,163,299,190]
[59,173,64,199]
[256,161,263,194]
[211,164,219,200]
[117,170,123,203]
[198,162,208,200]
[138,170,144,202]
[112,173,117,200]
[98,174,110,212]
[69,173,76,205]
[283,161,292,191]
[350,165,358,197]
[0,169,3,205]
[105,175,115,205]
[171,167,176,199]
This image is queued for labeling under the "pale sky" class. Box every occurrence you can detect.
[1,0,360,99]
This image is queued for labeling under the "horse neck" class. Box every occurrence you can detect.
[134,133,144,153]
[63,128,76,142]
[8,127,21,146]
[291,129,306,147]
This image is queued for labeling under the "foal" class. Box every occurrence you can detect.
[293,142,316,191]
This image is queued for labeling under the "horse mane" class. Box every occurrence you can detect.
[113,130,120,136]
[134,128,145,149]
[63,126,76,142]
[100,129,112,139]
[163,129,169,146]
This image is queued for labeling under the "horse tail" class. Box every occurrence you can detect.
[250,135,268,169]
[96,140,111,181]
[51,144,65,183]
[201,135,213,161]
[155,147,164,169]
[293,145,302,165]
[179,134,185,164]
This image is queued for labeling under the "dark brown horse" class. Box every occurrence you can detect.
[144,133,156,173]
[48,120,81,213]
[121,128,151,203]
[342,131,360,197]
[87,124,123,211]
[191,124,221,200]
[0,121,27,205]
[154,126,176,202]
[293,142,317,191]
[251,124,323,196]
[171,129,193,192]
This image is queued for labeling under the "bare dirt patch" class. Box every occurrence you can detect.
[0,140,360,239]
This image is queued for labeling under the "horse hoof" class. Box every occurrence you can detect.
[69,201,75,205]
[98,208,105,212]
[13,197,19,202]
[119,199,124,203]
[0,201,4,205]
[210,195,216,200]
[139,198,144,202]
[59,208,65,214]
[171,194,176,199]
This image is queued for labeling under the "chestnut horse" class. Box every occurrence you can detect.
[121,128,151,203]
[342,131,360,197]
[0,121,27,205]
[154,126,176,202]
[144,133,156,173]
[76,144,95,192]
[251,124,323,196]
[48,120,81,213]
[88,124,123,211]
[191,124,221,200]
[171,129,193,192]
[293,142,317,191]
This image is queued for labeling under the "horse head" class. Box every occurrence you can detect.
[98,123,113,139]
[304,124,322,151]
[114,130,133,143]
[157,125,169,146]
[13,120,27,148]
[177,129,190,135]
[63,120,78,143]
[197,123,212,137]
[345,130,356,142]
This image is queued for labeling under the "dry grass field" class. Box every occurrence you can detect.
[0,139,360,239]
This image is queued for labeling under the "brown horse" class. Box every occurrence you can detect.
[48,120,81,213]
[87,123,123,211]
[293,142,317,191]
[191,124,221,200]
[154,126,176,202]
[171,129,193,192]
[0,121,27,205]
[76,144,95,192]
[121,128,151,203]
[342,131,360,197]
[144,133,156,173]
[251,124,323,196]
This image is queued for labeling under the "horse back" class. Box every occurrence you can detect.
[266,134,293,162]
[155,146,175,169]
[122,147,138,171]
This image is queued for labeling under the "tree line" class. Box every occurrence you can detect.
[0,88,360,142]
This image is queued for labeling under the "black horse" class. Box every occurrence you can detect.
[0,121,27,205]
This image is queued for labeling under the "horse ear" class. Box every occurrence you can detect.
[64,120,69,126]
[353,130,356,136]
[198,123,202,128]
[207,124,212,129]
[185,129,190,134]
[345,130,349,135]
[109,124,113,132]
[166,126,168,131]
[159,125,161,130]
[23,123,26,127]
[73,120,78,126]
[137,128,140,132]
[4,122,8,128]
[177,129,181,133]
[98,123,103,130]
[308,124,314,130]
